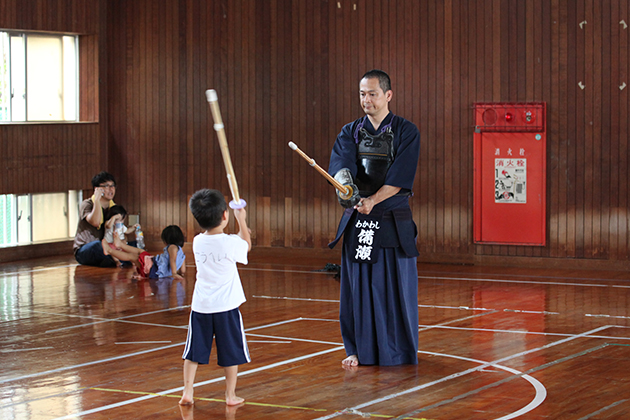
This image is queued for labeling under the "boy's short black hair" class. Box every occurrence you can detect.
[189,189,227,230]
[161,225,185,247]
[361,69,392,93]
[106,205,127,220]
[92,171,116,188]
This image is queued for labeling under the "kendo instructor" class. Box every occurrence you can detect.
[328,69,420,367]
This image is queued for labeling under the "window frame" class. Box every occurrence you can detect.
[0,29,81,124]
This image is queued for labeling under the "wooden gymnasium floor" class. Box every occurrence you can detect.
[1,248,630,420]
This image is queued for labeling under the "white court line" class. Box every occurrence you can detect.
[43,306,190,333]
[51,346,345,420]
[1,318,307,386]
[1,318,323,387]
[419,324,630,340]
[586,313,630,319]
[0,342,185,385]
[247,333,343,347]
[253,294,338,303]
[115,341,172,345]
[0,347,54,353]
[313,325,612,420]
[419,275,630,289]
[419,311,498,332]
[240,267,333,275]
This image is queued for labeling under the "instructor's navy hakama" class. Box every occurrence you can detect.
[329,113,420,366]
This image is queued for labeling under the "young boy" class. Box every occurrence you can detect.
[179,189,252,406]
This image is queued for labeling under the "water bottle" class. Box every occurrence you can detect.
[135,225,145,249]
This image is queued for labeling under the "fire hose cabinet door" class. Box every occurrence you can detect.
[473,102,546,245]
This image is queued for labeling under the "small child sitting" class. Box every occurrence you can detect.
[101,205,138,266]
[104,225,187,280]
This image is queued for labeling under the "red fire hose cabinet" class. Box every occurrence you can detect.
[473,102,547,246]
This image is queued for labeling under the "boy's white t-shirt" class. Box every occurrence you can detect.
[191,232,249,314]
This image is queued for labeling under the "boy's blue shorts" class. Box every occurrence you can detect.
[182,308,251,367]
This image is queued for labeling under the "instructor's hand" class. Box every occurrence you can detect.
[355,197,374,214]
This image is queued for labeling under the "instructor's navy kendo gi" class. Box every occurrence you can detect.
[328,112,421,366]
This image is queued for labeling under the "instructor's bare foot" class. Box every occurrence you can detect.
[225,395,244,406]
[342,355,359,367]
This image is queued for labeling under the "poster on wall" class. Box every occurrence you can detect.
[495,159,526,203]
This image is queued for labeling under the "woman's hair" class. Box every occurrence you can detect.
[105,205,127,221]
[161,225,185,247]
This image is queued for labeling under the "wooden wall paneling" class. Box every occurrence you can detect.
[253,0,265,245]
[248,1,259,243]
[441,0,451,254]
[310,0,321,248]
[295,0,305,247]
[284,197,292,247]
[599,1,611,259]
[232,0,241,237]
[423,0,433,253]
[184,0,194,241]
[449,0,462,253]
[564,0,577,258]
[170,0,180,231]
[163,0,173,232]
[589,2,609,258]
[7,0,630,266]
[227,0,238,229]
[620,0,629,259]
[458,1,470,254]
[491,0,501,101]
[608,0,620,260]
[196,0,208,213]
[260,196,271,247]
[430,1,442,254]
[278,2,290,247]
[269,0,280,246]
[582,0,594,258]
[290,0,299,248]
[550,0,564,257]
[305,0,316,248]
[320,0,332,248]
[325,0,337,249]
[571,0,584,258]
[149,0,159,241]
[519,0,533,258]
[176,0,187,230]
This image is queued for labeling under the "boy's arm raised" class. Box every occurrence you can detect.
[233,208,252,251]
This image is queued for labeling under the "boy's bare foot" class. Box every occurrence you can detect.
[342,355,359,367]
[225,395,244,406]
[179,393,194,406]
[102,239,111,255]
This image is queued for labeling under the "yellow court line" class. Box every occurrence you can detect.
[87,387,435,419]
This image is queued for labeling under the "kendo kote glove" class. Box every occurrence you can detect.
[334,168,361,208]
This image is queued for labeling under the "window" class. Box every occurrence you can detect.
[0,31,78,122]
[0,191,82,247]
